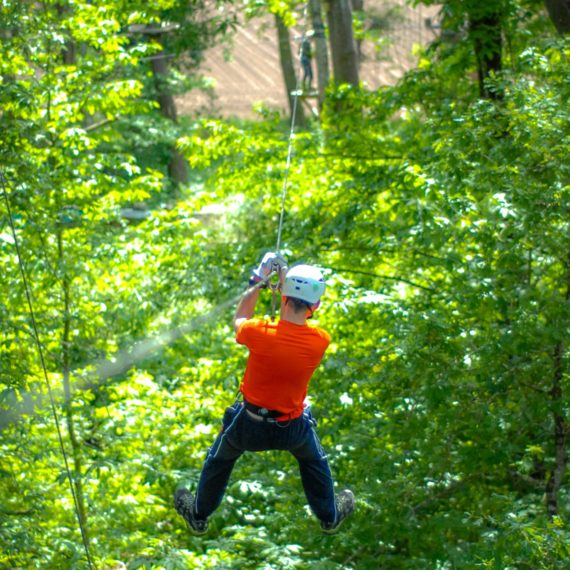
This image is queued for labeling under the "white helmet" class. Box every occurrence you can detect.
[282,265,326,305]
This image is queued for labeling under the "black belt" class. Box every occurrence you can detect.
[243,400,284,419]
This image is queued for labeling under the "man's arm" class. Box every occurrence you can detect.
[234,251,287,332]
[234,287,260,333]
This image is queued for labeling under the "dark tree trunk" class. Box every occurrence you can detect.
[325,0,359,87]
[545,248,570,517]
[310,0,330,110]
[546,342,568,517]
[468,8,503,99]
[56,5,76,66]
[351,0,364,62]
[275,14,306,125]
[149,34,190,186]
[545,0,570,34]
[151,53,179,122]
[62,42,76,66]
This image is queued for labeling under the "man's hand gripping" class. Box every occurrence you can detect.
[236,252,289,332]
[250,252,288,290]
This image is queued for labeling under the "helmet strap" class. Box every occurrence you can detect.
[307,300,320,319]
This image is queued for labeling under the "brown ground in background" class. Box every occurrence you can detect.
[176,2,440,119]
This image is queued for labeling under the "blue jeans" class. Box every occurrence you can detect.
[301,58,313,88]
[194,401,336,523]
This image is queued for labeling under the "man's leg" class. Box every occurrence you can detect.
[302,60,311,90]
[289,416,336,523]
[175,429,241,536]
[194,405,245,518]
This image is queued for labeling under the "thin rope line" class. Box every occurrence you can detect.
[275,4,311,254]
[0,170,96,570]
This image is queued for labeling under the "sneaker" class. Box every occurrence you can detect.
[174,488,208,536]
[320,489,355,534]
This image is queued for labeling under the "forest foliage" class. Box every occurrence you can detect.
[1,0,570,568]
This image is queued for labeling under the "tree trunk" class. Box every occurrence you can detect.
[545,248,570,517]
[310,0,330,110]
[545,0,570,34]
[274,13,306,125]
[149,38,190,186]
[151,53,178,122]
[56,4,76,66]
[351,0,364,63]
[57,232,90,547]
[546,342,568,517]
[52,13,91,544]
[468,8,503,99]
[325,0,359,87]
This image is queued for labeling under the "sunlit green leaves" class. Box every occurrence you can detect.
[2,1,570,568]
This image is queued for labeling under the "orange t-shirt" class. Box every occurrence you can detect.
[236,318,330,419]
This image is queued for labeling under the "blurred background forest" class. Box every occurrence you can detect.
[1,0,570,568]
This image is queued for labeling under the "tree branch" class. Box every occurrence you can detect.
[325,266,438,293]
[319,243,458,265]
[518,380,549,394]
[0,509,34,516]
[84,116,118,132]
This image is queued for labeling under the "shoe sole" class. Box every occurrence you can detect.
[184,520,208,536]
[174,489,208,536]
[321,526,342,535]
[321,490,355,534]
[321,514,348,535]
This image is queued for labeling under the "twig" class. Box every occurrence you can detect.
[326,266,437,293]
[84,116,118,132]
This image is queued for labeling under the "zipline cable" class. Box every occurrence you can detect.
[0,169,96,570]
[275,5,311,254]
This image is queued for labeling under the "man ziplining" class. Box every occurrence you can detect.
[174,252,355,535]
